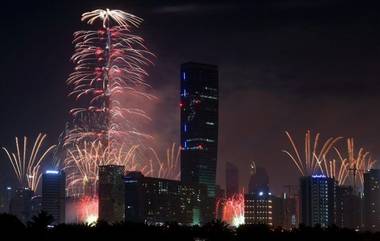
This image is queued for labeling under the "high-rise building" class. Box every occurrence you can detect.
[335,185,360,229]
[31,195,42,218]
[9,187,33,223]
[363,169,380,231]
[300,175,335,227]
[215,185,225,220]
[282,192,299,229]
[180,62,218,198]
[42,170,66,224]
[98,165,125,223]
[225,162,239,198]
[271,195,284,228]
[244,191,273,225]
[0,186,13,213]
[248,166,269,193]
[124,171,207,225]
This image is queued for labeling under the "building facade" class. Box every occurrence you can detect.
[363,169,380,231]
[244,191,273,225]
[98,165,125,223]
[281,193,299,229]
[42,170,66,224]
[0,186,13,213]
[248,166,269,194]
[180,62,219,198]
[31,195,42,218]
[124,171,207,225]
[9,187,33,223]
[300,175,336,227]
[335,185,360,229]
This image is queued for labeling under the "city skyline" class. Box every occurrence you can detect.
[1,0,380,195]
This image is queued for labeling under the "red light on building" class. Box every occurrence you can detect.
[95,48,104,56]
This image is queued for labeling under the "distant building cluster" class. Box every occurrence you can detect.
[0,62,380,232]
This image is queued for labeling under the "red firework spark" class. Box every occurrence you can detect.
[77,196,99,223]
[217,193,245,226]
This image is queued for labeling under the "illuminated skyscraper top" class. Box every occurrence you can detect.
[42,170,66,224]
[300,175,335,227]
[180,62,218,197]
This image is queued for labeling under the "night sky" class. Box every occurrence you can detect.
[1,0,380,194]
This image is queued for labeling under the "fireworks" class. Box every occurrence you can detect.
[65,140,140,196]
[318,154,349,186]
[147,143,181,180]
[78,196,99,224]
[283,130,342,176]
[64,140,179,223]
[64,141,181,197]
[62,8,156,223]
[329,138,377,188]
[64,7,155,199]
[66,8,154,146]
[283,131,377,189]
[2,133,56,191]
[217,193,245,227]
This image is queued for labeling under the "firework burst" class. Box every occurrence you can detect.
[64,141,181,197]
[64,140,139,196]
[2,133,56,191]
[317,154,350,186]
[283,130,342,176]
[66,8,154,146]
[78,196,99,224]
[217,193,245,227]
[64,8,155,200]
[147,143,181,180]
[330,138,377,188]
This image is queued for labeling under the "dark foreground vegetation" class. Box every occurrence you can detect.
[1,212,379,241]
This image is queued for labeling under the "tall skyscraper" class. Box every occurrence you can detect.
[363,169,380,231]
[9,187,33,223]
[335,185,360,229]
[282,192,299,229]
[0,186,13,213]
[31,195,42,218]
[98,165,125,223]
[180,62,218,198]
[225,162,239,197]
[300,175,335,227]
[42,170,66,224]
[248,166,269,193]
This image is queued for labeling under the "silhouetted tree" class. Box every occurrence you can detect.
[200,220,234,241]
[28,211,54,230]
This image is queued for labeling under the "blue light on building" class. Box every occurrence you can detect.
[312,174,326,178]
[180,62,218,199]
[46,170,59,174]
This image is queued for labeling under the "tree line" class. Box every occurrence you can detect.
[0,212,379,241]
